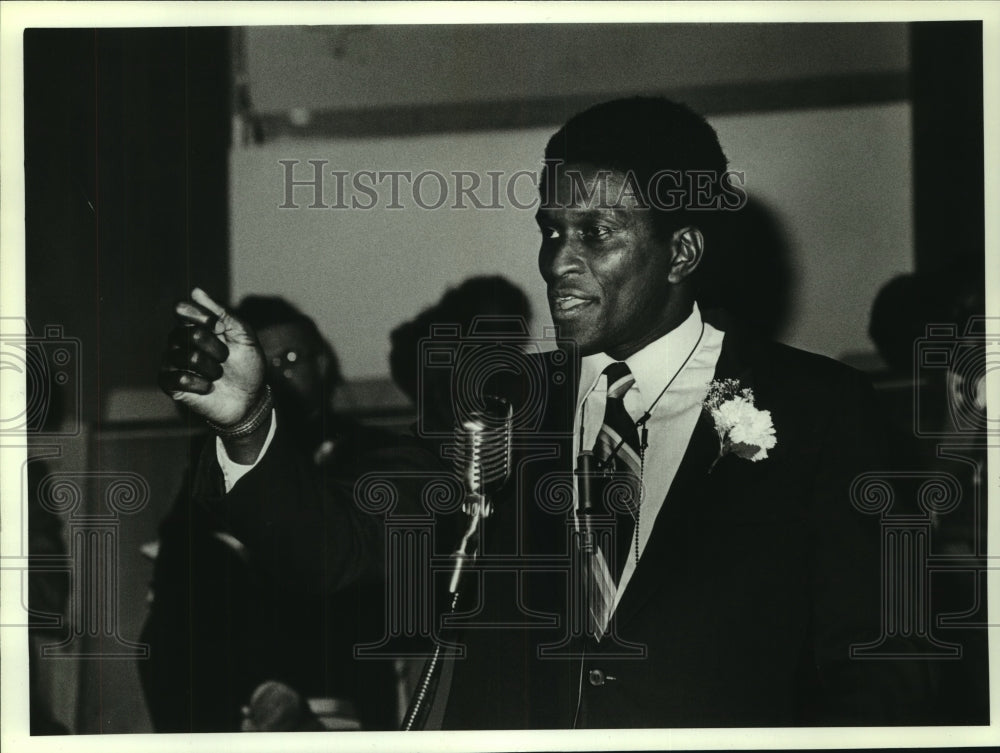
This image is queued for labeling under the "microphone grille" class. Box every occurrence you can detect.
[454,396,512,495]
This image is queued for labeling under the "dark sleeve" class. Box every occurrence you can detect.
[213,418,379,594]
[140,420,444,731]
[196,411,441,594]
[806,368,934,724]
[139,458,256,732]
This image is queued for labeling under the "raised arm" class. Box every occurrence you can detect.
[155,288,411,592]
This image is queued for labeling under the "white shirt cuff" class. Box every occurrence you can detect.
[215,409,278,493]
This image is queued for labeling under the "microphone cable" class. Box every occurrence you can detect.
[401,397,512,730]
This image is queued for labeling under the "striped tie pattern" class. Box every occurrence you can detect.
[587,361,641,639]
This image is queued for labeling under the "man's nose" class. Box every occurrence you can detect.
[539,238,585,281]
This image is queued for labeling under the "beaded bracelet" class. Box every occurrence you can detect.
[206,384,273,440]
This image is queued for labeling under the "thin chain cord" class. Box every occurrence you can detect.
[630,321,705,565]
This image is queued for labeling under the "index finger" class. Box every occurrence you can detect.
[191,287,226,317]
[175,300,216,327]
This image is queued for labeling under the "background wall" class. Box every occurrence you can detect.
[230,23,913,382]
[242,24,907,117]
[231,102,912,380]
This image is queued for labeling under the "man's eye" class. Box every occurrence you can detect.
[538,226,561,240]
[581,225,611,239]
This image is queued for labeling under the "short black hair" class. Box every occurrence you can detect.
[234,295,343,386]
[542,96,729,239]
[235,295,316,335]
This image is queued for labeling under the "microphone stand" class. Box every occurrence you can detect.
[400,495,485,730]
[401,399,510,731]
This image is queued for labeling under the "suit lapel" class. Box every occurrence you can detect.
[611,329,757,632]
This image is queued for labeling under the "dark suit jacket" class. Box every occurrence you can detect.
[439,328,932,728]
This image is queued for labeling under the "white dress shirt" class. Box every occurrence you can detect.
[575,303,724,619]
[216,410,278,492]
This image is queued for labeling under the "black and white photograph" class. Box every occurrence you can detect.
[1,3,996,751]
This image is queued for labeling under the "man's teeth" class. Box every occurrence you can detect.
[555,296,589,311]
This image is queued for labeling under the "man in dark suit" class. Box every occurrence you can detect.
[159,97,929,729]
[438,98,930,728]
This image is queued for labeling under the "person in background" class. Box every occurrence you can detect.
[237,295,390,467]
[867,262,987,491]
[140,295,397,732]
[868,263,988,725]
[389,275,532,430]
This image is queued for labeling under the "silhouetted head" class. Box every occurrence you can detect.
[389,276,531,406]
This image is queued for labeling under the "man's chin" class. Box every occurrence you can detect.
[549,319,599,355]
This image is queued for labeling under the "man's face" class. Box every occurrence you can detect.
[536,164,679,360]
[256,322,330,415]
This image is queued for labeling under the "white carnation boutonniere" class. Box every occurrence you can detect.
[703,378,777,472]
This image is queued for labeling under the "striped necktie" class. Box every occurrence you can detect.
[587,361,641,639]
[594,361,642,580]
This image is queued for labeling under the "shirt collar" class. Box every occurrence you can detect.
[577,302,705,408]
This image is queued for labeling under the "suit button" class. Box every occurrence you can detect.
[588,669,605,687]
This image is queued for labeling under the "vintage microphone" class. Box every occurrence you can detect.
[401,396,513,730]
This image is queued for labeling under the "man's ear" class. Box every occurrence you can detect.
[667,227,704,284]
